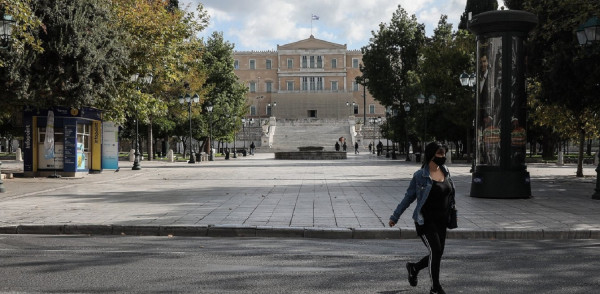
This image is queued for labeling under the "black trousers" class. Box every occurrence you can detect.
[414,217,447,290]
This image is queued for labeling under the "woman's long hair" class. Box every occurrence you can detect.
[421,141,447,168]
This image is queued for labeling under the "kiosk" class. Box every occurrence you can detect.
[23,107,103,177]
[468,10,537,198]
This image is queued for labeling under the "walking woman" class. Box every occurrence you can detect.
[389,141,456,294]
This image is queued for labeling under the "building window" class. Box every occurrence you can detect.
[331,81,338,91]
[250,82,256,93]
[354,104,359,115]
[352,58,359,68]
[302,76,324,91]
[250,59,256,70]
[302,55,325,68]
[331,58,337,69]
[266,81,272,93]
[287,81,294,91]
[266,59,272,69]
[352,81,359,92]
[250,105,257,116]
[369,104,375,114]
[287,58,293,69]
[234,60,239,69]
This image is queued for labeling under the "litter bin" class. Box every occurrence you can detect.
[415,153,421,163]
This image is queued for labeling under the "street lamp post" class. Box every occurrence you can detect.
[460,72,476,172]
[255,95,264,124]
[132,114,141,170]
[362,80,367,133]
[206,102,214,161]
[404,102,411,161]
[576,16,600,199]
[417,93,436,154]
[0,13,15,192]
[0,13,15,49]
[179,93,199,163]
[131,73,153,170]
[369,118,376,154]
[241,118,247,156]
[232,120,237,159]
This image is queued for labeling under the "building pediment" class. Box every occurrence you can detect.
[278,35,346,50]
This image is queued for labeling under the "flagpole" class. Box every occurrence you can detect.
[311,14,313,35]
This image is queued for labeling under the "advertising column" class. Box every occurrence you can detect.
[469,10,537,199]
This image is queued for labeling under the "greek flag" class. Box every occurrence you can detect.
[312,14,319,20]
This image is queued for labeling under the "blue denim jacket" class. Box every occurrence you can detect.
[390,165,455,225]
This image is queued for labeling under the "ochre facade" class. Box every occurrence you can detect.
[233,35,384,122]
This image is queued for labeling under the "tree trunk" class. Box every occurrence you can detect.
[147,119,153,161]
[577,128,585,177]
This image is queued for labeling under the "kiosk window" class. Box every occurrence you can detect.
[77,124,90,152]
[38,127,65,143]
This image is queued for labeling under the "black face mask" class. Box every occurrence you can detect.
[432,156,446,166]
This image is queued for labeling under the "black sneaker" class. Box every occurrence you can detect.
[430,287,446,294]
[406,262,417,287]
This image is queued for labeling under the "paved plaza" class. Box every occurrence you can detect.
[0,153,599,239]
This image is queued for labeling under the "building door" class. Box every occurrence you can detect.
[308,110,317,118]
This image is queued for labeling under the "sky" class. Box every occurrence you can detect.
[180,0,497,51]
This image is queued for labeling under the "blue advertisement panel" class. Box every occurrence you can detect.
[101,122,119,170]
[23,111,33,172]
[63,119,77,172]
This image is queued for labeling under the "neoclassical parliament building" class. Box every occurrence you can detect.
[234,35,385,121]
[233,35,386,150]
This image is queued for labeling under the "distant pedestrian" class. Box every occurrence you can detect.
[342,142,347,152]
[335,141,340,151]
[368,142,372,152]
[354,142,359,154]
[250,141,255,155]
[389,141,457,294]
[377,141,383,156]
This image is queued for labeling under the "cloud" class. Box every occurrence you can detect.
[181,0,470,51]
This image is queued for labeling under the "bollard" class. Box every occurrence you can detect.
[16,148,23,162]
[167,149,174,162]
[557,152,564,166]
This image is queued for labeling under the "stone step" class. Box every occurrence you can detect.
[271,122,352,151]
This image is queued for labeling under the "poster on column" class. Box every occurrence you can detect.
[102,121,119,170]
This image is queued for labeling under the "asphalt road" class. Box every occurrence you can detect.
[0,235,598,293]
